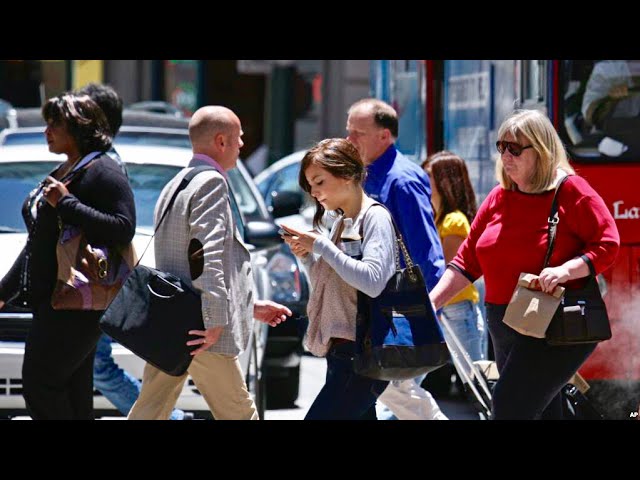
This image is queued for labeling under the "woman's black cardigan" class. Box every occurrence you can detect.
[0,153,136,308]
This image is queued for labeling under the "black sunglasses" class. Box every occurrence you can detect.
[496,141,534,157]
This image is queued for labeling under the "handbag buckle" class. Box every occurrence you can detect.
[578,300,586,316]
[98,257,108,279]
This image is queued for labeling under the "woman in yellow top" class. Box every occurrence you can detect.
[423,151,486,361]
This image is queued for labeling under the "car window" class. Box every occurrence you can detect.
[1,132,43,146]
[227,169,261,221]
[262,163,302,208]
[0,131,192,149]
[0,157,262,237]
[127,164,181,230]
[115,132,192,149]
[0,162,59,233]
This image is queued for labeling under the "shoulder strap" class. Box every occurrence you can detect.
[155,166,216,234]
[543,175,572,269]
[135,166,215,266]
[358,202,414,272]
[59,151,103,185]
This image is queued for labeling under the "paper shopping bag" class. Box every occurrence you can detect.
[502,273,565,338]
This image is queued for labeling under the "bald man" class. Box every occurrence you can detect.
[128,106,291,420]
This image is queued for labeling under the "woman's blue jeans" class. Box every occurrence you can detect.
[305,340,389,420]
[441,300,486,362]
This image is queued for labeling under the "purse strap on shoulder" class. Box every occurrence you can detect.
[543,175,571,269]
[154,166,216,235]
[134,166,216,268]
[359,202,414,271]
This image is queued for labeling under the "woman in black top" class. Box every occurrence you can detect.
[0,94,136,419]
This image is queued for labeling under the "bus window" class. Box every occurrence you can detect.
[519,60,545,107]
[370,60,425,164]
[561,60,640,162]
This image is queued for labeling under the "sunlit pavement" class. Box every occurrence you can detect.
[264,354,482,420]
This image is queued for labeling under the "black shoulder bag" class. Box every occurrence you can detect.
[544,176,612,346]
[100,166,214,376]
[353,203,450,381]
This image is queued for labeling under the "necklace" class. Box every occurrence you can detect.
[57,155,82,180]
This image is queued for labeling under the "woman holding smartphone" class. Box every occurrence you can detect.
[280,138,397,420]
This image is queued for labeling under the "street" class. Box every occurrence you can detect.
[265,354,482,420]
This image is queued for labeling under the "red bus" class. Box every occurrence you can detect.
[372,60,640,419]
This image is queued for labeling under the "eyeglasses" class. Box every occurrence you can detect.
[495,141,534,157]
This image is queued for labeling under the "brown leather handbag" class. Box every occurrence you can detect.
[51,223,137,310]
[50,154,137,311]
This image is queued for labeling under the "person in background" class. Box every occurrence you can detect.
[0,94,136,419]
[281,138,396,419]
[75,82,191,420]
[581,60,640,130]
[346,98,447,420]
[422,151,487,367]
[429,109,619,419]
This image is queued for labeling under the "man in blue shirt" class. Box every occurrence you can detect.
[346,98,448,420]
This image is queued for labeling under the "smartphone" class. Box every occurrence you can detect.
[278,228,293,237]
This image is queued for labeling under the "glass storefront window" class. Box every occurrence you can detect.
[164,60,199,116]
[0,60,68,108]
[370,60,425,164]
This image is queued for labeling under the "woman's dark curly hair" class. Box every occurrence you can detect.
[298,138,366,229]
[42,94,112,155]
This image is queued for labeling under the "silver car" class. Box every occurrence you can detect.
[0,127,307,418]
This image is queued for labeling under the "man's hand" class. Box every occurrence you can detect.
[254,299,292,327]
[187,326,223,356]
[608,83,629,99]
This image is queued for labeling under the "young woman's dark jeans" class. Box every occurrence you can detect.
[485,303,597,420]
[305,340,388,420]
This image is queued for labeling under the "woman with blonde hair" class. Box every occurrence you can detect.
[428,110,619,419]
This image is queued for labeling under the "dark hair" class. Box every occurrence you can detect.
[348,98,398,137]
[299,138,366,228]
[422,150,477,226]
[74,83,123,136]
[42,94,112,155]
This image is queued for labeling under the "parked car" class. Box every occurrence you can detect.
[0,126,309,418]
[127,101,185,117]
[254,150,321,232]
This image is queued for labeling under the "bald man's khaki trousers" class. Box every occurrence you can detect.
[127,351,258,420]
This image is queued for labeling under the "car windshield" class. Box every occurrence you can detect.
[0,161,182,234]
[0,162,58,233]
[1,131,192,149]
[0,161,263,234]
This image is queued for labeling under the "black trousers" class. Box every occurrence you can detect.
[486,303,597,420]
[22,303,103,420]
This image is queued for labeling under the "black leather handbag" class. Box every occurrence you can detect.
[99,167,213,376]
[100,265,203,376]
[353,204,450,381]
[543,176,612,346]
